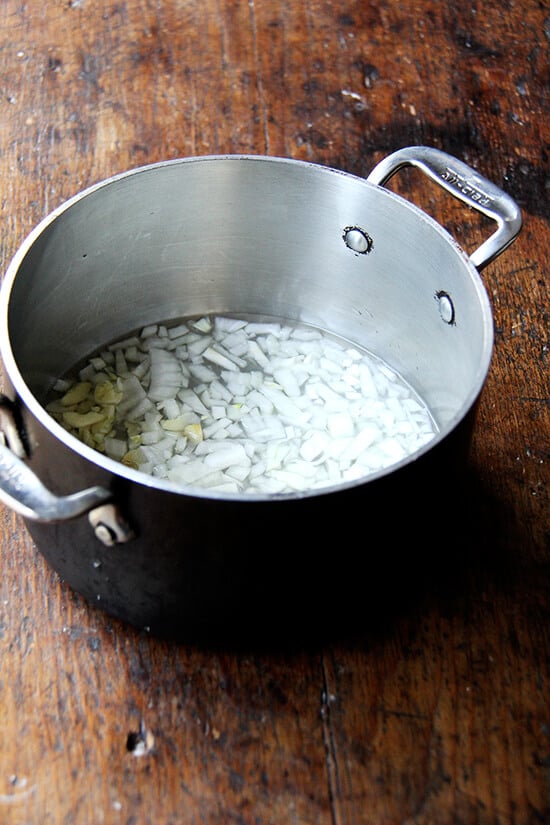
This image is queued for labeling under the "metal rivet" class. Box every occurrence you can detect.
[343,226,373,254]
[437,291,455,324]
[93,523,117,546]
[88,502,136,546]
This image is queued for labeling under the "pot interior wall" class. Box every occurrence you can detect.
[7,157,492,431]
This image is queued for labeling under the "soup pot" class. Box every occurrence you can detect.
[0,147,521,640]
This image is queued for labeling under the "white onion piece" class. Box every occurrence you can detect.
[46,315,438,495]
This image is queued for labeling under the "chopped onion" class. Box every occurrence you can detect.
[46,314,438,496]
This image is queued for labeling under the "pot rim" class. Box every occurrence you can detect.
[0,154,494,502]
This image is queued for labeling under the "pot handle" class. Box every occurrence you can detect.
[0,443,112,522]
[366,145,522,270]
[0,396,134,544]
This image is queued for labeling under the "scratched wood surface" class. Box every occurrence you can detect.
[0,1,548,823]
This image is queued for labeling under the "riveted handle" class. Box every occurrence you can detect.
[367,145,522,270]
[0,443,112,522]
[0,395,135,544]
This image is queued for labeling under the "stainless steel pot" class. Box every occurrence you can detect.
[0,147,521,640]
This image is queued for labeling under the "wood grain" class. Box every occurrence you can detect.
[0,1,548,823]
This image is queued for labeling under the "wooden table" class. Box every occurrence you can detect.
[0,2,548,823]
